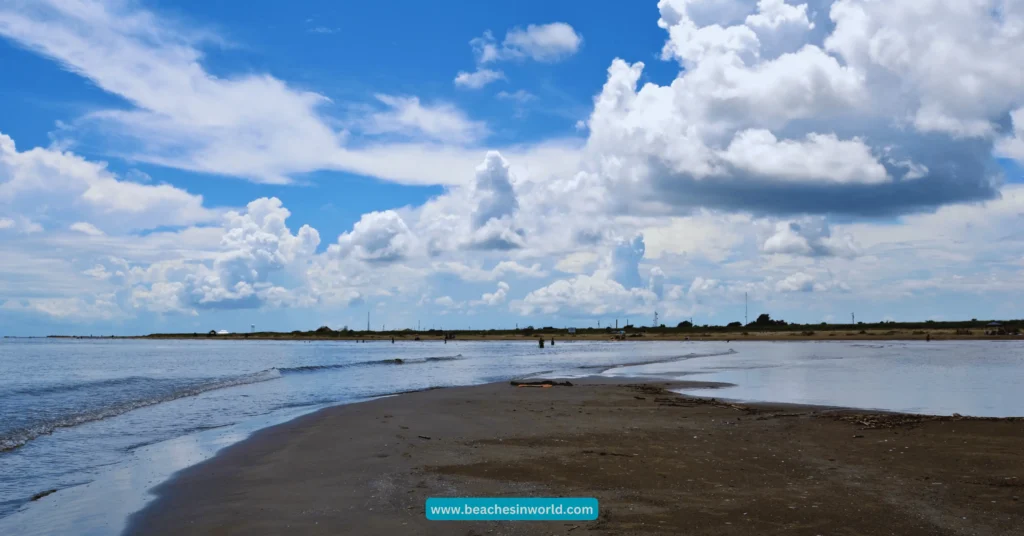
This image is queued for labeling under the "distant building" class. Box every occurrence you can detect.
[217,329,230,335]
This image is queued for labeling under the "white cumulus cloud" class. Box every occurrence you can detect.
[574,0,1013,217]
[454,68,505,89]
[455,22,582,89]
[0,132,217,232]
[501,23,583,62]
[474,281,510,307]
[761,219,859,258]
[331,210,417,263]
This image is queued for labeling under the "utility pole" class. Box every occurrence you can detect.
[851,312,855,325]
[654,311,659,327]
[367,311,370,332]
[745,292,748,326]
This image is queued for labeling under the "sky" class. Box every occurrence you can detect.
[1,0,1023,336]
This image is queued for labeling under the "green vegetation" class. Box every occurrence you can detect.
[126,314,1023,340]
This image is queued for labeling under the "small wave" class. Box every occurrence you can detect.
[277,355,463,374]
[705,364,781,371]
[4,376,169,398]
[0,369,281,453]
[270,398,345,411]
[512,369,556,380]
[593,349,738,374]
[122,423,234,452]
[424,355,463,362]
[1,355,467,452]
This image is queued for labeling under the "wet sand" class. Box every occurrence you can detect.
[127,379,1024,535]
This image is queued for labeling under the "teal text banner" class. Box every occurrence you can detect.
[426,497,599,521]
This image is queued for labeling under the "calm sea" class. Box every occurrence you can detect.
[0,338,1021,534]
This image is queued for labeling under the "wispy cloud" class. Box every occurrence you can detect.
[365,95,489,144]
[497,90,536,103]
[0,0,576,188]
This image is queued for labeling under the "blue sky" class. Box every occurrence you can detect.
[0,0,1023,336]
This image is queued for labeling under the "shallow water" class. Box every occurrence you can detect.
[0,338,685,530]
[1,338,1022,534]
[604,340,1024,416]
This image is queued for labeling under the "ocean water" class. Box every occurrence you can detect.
[0,338,1022,534]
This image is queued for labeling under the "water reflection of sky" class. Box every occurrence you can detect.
[604,341,1024,417]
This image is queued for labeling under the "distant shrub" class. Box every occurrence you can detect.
[753,313,787,327]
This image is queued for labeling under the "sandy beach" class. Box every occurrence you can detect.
[124,378,1024,535]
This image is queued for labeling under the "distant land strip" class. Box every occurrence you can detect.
[24,317,1024,341]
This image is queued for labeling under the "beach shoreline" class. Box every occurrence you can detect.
[126,378,1024,535]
